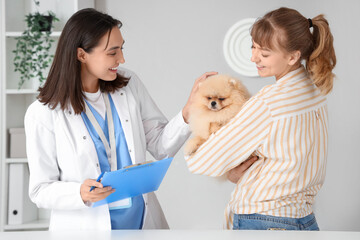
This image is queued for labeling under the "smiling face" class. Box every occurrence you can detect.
[78,26,125,92]
[250,40,301,80]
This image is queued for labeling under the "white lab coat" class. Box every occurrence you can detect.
[24,67,191,231]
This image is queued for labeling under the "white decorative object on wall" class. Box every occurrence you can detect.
[223,18,258,77]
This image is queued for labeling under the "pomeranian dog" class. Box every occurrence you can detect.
[184,74,251,156]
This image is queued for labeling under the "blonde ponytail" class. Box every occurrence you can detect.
[306,15,336,95]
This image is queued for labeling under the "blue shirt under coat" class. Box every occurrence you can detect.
[81,93,144,229]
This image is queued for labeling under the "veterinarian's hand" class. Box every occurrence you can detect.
[80,179,115,203]
[182,71,218,123]
[226,156,259,184]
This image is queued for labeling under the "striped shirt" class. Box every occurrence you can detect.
[185,67,328,229]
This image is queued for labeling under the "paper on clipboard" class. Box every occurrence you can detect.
[93,157,173,207]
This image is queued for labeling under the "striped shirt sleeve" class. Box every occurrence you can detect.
[185,97,272,176]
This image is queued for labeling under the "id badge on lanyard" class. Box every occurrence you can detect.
[84,93,132,209]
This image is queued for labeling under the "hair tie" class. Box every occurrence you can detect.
[308,18,313,28]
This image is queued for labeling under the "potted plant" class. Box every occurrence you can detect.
[12,0,59,89]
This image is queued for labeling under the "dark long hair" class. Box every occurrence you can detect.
[38,8,129,114]
[251,7,336,95]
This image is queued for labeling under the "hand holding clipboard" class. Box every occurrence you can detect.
[92,157,173,207]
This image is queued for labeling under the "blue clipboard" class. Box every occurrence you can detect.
[93,157,173,207]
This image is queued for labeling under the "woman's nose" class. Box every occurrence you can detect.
[118,56,125,64]
[117,52,125,64]
[251,49,259,63]
[251,52,258,63]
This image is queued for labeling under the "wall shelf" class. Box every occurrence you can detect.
[3,219,49,230]
[6,89,38,94]
[5,158,28,164]
[5,31,61,37]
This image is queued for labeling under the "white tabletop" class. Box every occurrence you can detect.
[0,230,359,240]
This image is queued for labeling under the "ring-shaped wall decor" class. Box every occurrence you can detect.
[223,18,258,77]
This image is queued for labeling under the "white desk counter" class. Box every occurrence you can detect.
[0,230,359,240]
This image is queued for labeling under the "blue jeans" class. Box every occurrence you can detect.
[233,213,319,230]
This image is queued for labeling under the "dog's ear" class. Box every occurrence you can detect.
[229,78,239,88]
[229,78,251,100]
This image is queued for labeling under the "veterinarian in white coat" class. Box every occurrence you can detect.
[24,9,215,231]
[25,67,189,230]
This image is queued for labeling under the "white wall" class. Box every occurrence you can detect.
[96,0,360,231]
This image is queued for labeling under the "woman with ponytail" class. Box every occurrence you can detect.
[185,7,336,230]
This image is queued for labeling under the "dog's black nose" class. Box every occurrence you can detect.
[211,101,216,106]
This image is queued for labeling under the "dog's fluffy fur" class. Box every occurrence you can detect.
[185,75,251,156]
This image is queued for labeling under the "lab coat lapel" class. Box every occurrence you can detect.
[110,90,136,164]
[61,106,100,177]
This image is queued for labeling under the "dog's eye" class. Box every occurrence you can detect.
[219,98,225,101]
[207,97,212,100]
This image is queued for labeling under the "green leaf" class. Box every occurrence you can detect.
[13,9,58,87]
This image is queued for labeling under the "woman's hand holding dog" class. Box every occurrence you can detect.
[226,156,259,184]
[182,72,218,123]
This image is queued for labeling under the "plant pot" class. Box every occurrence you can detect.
[21,75,41,90]
[31,76,42,91]
[38,15,53,32]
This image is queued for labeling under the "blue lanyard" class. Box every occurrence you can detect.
[84,93,118,171]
